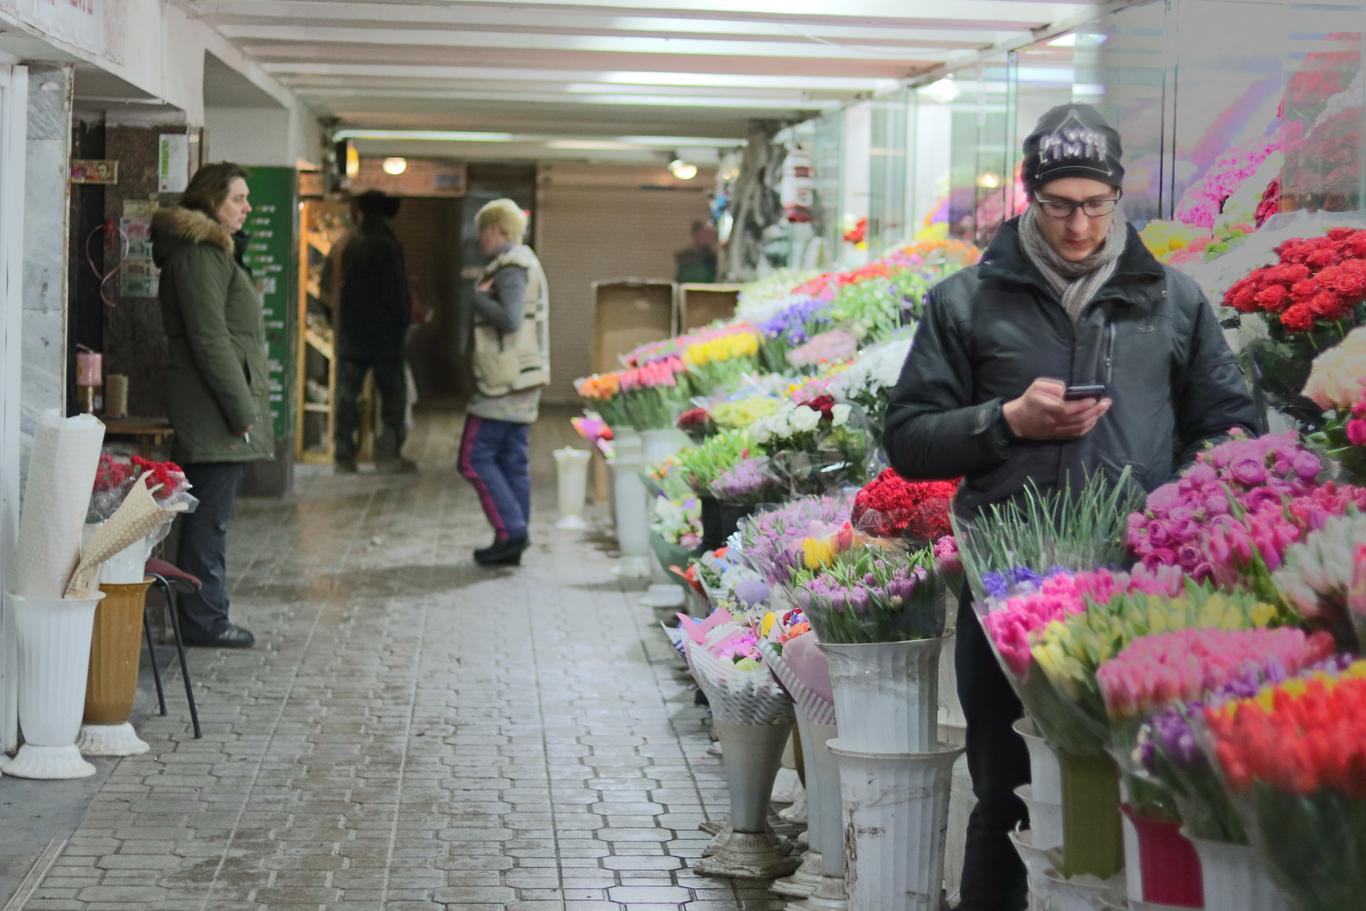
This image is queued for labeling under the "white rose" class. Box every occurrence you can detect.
[831,403,852,427]
[790,406,821,433]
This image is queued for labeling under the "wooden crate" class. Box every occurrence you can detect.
[678,283,743,332]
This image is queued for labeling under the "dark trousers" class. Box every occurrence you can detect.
[335,357,406,462]
[176,462,246,637]
[957,586,1030,911]
[457,416,531,542]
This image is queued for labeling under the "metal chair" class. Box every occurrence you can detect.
[144,558,202,739]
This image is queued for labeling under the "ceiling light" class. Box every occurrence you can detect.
[382,157,408,176]
[334,129,515,143]
[920,77,958,104]
[976,172,1002,190]
[345,144,360,179]
[668,159,698,181]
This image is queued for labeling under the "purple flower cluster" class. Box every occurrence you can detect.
[981,565,1069,599]
[757,297,832,346]
[709,457,779,504]
[794,562,929,615]
[1128,431,1325,581]
[738,494,850,586]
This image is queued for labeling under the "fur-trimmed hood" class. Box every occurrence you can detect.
[151,206,234,266]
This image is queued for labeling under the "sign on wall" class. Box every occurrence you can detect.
[240,166,296,441]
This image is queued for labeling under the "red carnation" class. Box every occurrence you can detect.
[851,468,961,541]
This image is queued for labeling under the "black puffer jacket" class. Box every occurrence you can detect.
[337,221,410,362]
[883,217,1260,517]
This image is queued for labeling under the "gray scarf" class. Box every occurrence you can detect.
[1018,204,1128,325]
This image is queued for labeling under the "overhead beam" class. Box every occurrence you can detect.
[295,85,837,111]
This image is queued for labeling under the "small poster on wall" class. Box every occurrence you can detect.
[158,134,189,193]
[119,199,159,298]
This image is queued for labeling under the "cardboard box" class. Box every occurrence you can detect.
[591,279,676,372]
[679,283,743,333]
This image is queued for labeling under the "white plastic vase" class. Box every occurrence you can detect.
[1014,717,1063,804]
[1035,867,1125,911]
[821,639,942,754]
[1122,804,1143,905]
[787,719,848,911]
[696,721,801,880]
[1187,835,1292,911]
[828,739,963,911]
[609,435,651,579]
[5,593,104,779]
[1007,829,1052,911]
[552,447,591,530]
[640,429,690,608]
[1015,784,1063,851]
[83,523,149,585]
[771,715,830,899]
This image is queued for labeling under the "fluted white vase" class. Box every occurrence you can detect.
[1188,835,1292,911]
[553,447,591,530]
[609,434,651,579]
[829,739,963,911]
[697,721,801,880]
[821,639,942,753]
[786,720,848,911]
[6,593,104,779]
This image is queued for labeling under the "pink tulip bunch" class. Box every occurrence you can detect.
[1097,627,1336,720]
[619,355,687,391]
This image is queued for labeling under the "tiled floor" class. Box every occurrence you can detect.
[18,408,783,911]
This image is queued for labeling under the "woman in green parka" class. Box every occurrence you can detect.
[152,162,272,648]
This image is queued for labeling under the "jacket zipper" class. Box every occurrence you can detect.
[1103,321,1116,387]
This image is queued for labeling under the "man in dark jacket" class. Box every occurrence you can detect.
[333,190,414,473]
[883,104,1259,910]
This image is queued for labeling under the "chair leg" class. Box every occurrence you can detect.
[161,582,202,740]
[143,594,167,716]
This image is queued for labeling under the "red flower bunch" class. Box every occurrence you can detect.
[1348,387,1366,448]
[851,468,960,541]
[131,455,186,501]
[1206,665,1366,798]
[93,452,134,493]
[792,261,894,301]
[1254,178,1280,227]
[804,394,837,421]
[1223,227,1366,332]
[676,407,710,429]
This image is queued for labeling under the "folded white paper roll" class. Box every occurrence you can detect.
[15,411,105,598]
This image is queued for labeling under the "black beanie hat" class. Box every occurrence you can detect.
[1021,103,1124,197]
[354,189,401,219]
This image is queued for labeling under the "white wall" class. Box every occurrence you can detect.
[205,105,321,167]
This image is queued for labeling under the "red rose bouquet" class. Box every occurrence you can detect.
[1222,227,1366,414]
[851,468,959,544]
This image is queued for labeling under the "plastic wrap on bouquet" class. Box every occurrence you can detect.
[685,637,793,727]
[758,638,836,727]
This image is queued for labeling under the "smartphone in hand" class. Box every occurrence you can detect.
[1063,384,1107,401]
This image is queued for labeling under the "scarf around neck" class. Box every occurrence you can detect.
[1018,204,1127,325]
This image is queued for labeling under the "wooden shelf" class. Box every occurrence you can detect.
[306,278,322,300]
[308,235,332,257]
[303,403,330,413]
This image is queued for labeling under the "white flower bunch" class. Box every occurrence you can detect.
[829,334,914,404]
[752,401,850,444]
[1274,511,1366,620]
[1303,325,1366,412]
[650,495,702,546]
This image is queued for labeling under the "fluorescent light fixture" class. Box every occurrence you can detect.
[334,129,515,142]
[1048,33,1077,48]
[382,157,408,176]
[616,135,740,148]
[546,139,640,151]
[976,171,1002,190]
[668,159,699,181]
[1049,32,1108,48]
[920,77,958,104]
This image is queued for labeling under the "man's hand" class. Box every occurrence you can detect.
[475,279,493,293]
[1003,378,1111,441]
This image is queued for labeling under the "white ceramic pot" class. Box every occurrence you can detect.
[821,639,942,754]
[552,447,591,530]
[1187,835,1291,911]
[609,436,651,579]
[1014,717,1063,804]
[828,739,963,911]
[1036,867,1125,911]
[696,721,801,880]
[6,593,104,779]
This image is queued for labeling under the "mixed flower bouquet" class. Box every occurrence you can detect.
[708,456,783,506]
[824,276,904,344]
[1201,658,1366,911]
[736,493,853,589]
[650,494,703,550]
[710,395,783,431]
[756,298,833,371]
[675,406,714,443]
[1273,511,1366,649]
[571,412,613,457]
[618,356,691,430]
[789,531,947,644]
[1304,334,1366,483]
[753,394,868,495]
[672,430,758,497]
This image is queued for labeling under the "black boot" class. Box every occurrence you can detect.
[474,536,529,566]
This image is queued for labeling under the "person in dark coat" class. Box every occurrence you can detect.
[152,162,273,648]
[333,190,414,473]
[882,104,1260,910]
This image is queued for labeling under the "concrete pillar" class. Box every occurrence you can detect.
[19,63,73,480]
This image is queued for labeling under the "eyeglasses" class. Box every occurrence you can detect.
[1035,195,1121,219]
